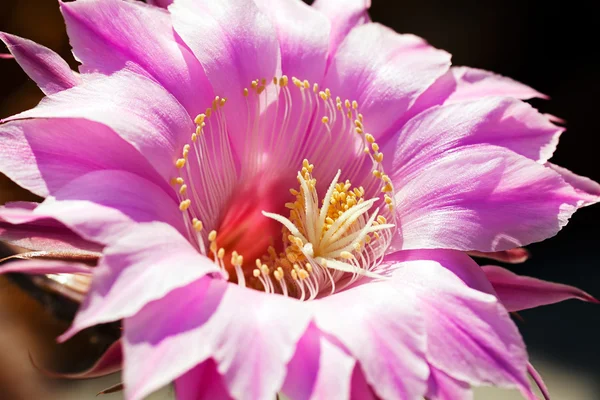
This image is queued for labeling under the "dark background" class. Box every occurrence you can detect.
[1,0,599,397]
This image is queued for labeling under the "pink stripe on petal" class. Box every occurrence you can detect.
[482,265,598,312]
[254,0,330,83]
[171,0,280,162]
[60,0,212,114]
[312,0,371,63]
[390,253,532,396]
[35,170,184,246]
[426,366,473,400]
[391,147,580,253]
[6,70,193,184]
[123,278,310,400]
[313,280,428,400]
[0,32,79,95]
[324,24,451,143]
[174,360,232,400]
[59,222,219,341]
[0,118,167,198]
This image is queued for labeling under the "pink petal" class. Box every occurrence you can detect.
[123,278,311,400]
[427,366,472,400]
[547,163,600,207]
[60,222,219,341]
[528,362,551,400]
[282,324,356,400]
[312,279,429,400]
[6,69,192,183]
[482,265,598,312]
[0,202,100,253]
[312,0,371,61]
[391,146,581,253]
[324,23,451,142]
[0,32,79,95]
[175,360,233,400]
[391,97,562,172]
[390,253,534,397]
[170,0,280,157]
[147,0,173,7]
[60,0,213,113]
[254,0,330,83]
[0,117,167,198]
[447,67,548,103]
[34,170,183,245]
[0,259,92,275]
[34,339,122,379]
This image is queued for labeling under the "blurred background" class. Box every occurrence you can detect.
[0,0,598,398]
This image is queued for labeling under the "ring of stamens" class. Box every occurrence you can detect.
[169,76,398,300]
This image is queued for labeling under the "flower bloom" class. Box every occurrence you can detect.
[0,0,599,399]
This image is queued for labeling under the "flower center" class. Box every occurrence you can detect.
[169,76,397,300]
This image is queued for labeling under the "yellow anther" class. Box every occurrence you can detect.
[352,100,358,109]
[183,144,190,158]
[319,91,328,101]
[217,248,225,259]
[355,120,363,129]
[325,88,331,98]
[179,199,191,211]
[289,188,299,196]
[364,147,370,154]
[220,98,227,106]
[358,113,364,122]
[208,230,217,242]
[313,83,319,93]
[373,170,382,179]
[210,241,217,253]
[305,263,313,273]
[355,127,363,134]
[340,251,354,259]
[303,80,310,89]
[261,264,270,275]
[292,77,302,87]
[353,242,361,251]
[377,216,387,224]
[170,178,179,186]
[374,152,384,163]
[291,269,298,280]
[384,195,393,204]
[274,269,282,280]
[365,134,375,143]
[176,158,186,169]
[191,133,198,142]
[205,108,212,117]
[243,88,249,96]
[193,218,203,232]
[344,99,351,109]
[371,143,380,152]
[194,114,206,124]
[279,76,289,86]
[382,183,393,193]
[253,269,261,277]
[322,116,329,124]
[251,80,258,89]
[179,184,188,195]
[236,255,244,266]
[298,269,309,280]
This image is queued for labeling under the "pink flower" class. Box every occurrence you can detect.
[1,0,599,399]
